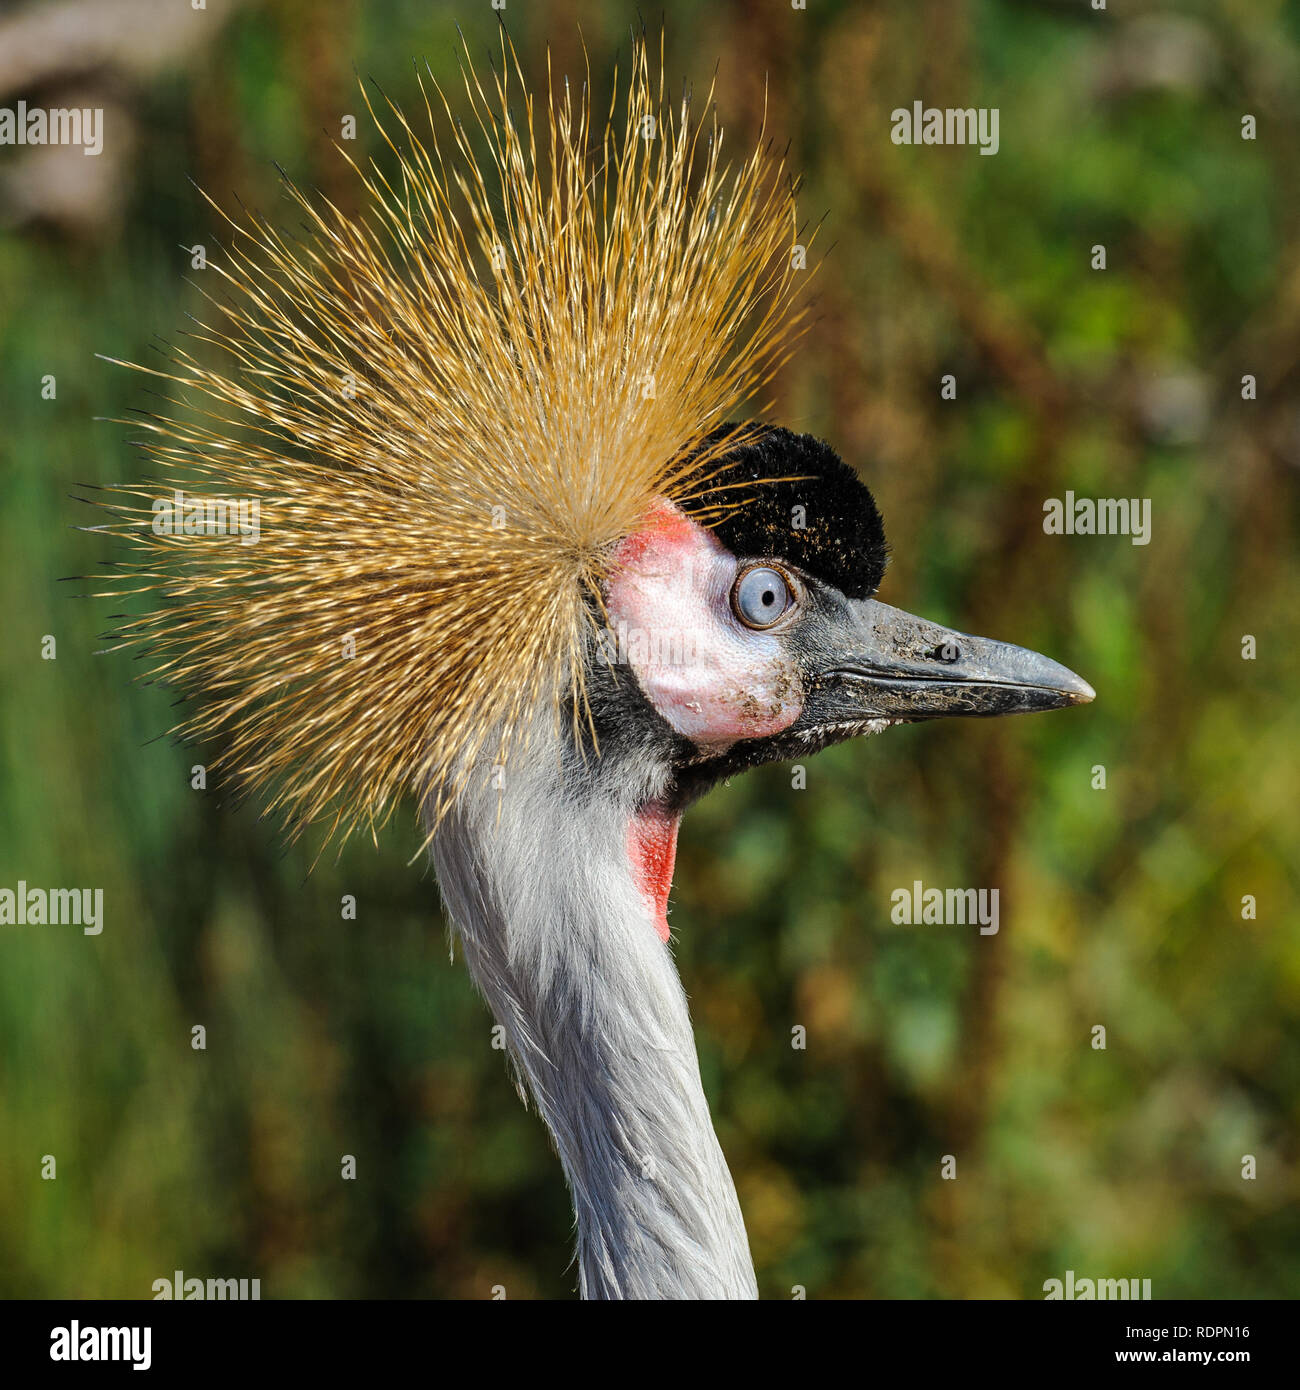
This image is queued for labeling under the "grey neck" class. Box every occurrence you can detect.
[425,725,757,1299]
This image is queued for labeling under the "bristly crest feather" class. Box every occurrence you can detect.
[90,31,812,846]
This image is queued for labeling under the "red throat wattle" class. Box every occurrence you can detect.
[628,806,681,943]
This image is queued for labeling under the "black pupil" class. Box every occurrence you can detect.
[761,588,776,607]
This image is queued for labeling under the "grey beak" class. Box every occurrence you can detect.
[803,598,1095,723]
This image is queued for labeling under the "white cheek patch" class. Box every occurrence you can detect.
[605,501,804,750]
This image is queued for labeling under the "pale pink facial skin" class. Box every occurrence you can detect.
[609,500,806,941]
[605,501,805,754]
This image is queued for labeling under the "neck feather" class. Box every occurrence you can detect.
[426,727,756,1299]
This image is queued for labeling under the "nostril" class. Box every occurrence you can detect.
[933,641,961,664]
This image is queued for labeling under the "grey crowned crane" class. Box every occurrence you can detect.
[96,35,1093,1299]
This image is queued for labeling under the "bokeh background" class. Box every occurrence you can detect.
[2,0,1298,1299]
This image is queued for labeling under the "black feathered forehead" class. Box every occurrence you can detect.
[679,426,888,600]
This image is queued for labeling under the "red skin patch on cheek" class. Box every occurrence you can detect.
[609,501,700,572]
[627,805,681,943]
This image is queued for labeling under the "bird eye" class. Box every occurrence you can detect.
[732,565,794,629]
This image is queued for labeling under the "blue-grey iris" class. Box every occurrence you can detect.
[732,565,792,629]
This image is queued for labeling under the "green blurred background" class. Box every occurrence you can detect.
[1,0,1298,1298]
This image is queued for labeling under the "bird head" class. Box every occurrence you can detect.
[92,36,1092,861]
[587,425,1093,807]
[551,423,1094,942]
